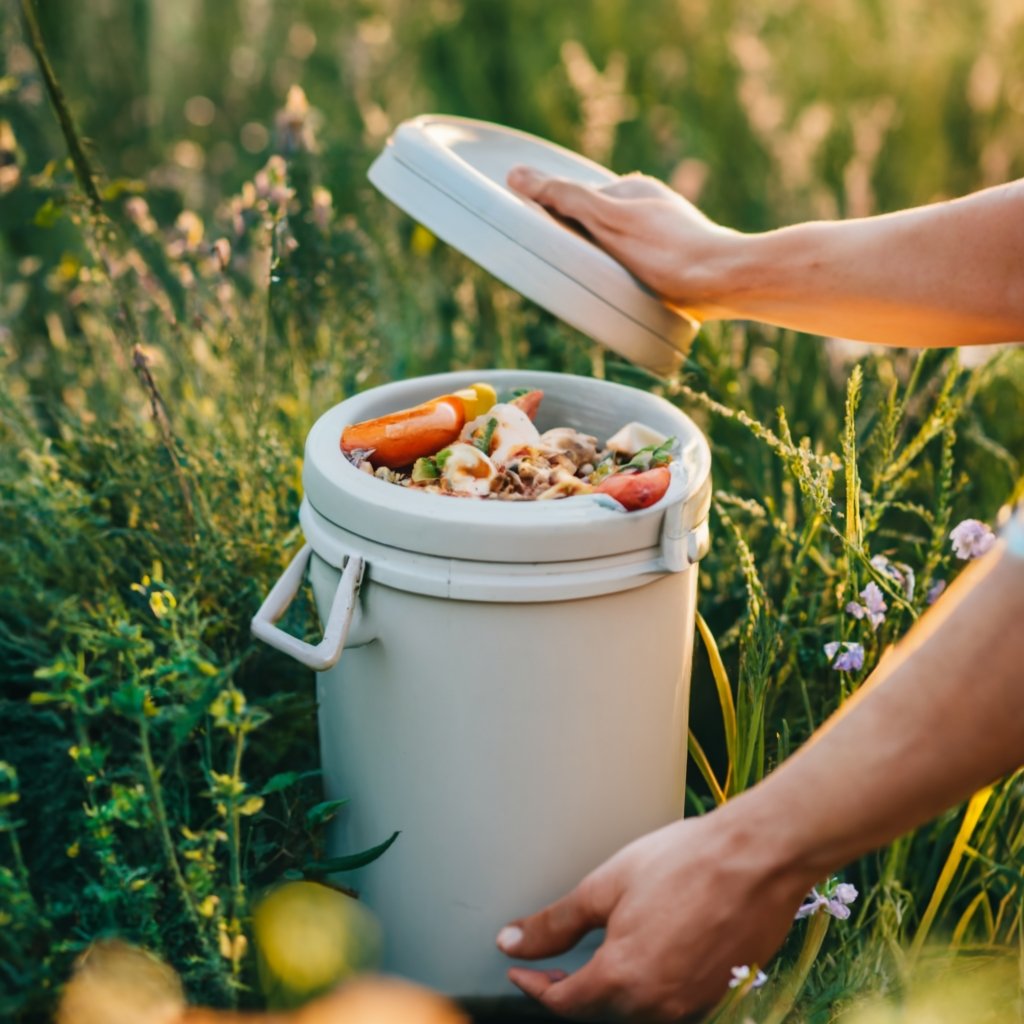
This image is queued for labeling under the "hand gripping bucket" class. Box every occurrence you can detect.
[253,368,711,997]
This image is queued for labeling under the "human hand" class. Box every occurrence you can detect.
[506,166,740,319]
[495,808,809,1022]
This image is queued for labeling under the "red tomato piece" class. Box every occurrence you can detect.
[509,389,543,421]
[595,466,671,511]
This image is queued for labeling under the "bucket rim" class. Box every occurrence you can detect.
[302,369,711,565]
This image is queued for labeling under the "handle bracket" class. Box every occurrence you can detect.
[251,544,365,671]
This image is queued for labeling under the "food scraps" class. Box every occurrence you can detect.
[341,384,675,512]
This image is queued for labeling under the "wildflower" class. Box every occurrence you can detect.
[0,120,21,194]
[926,579,946,605]
[123,196,157,234]
[824,641,864,673]
[845,581,887,630]
[274,84,319,154]
[212,237,232,270]
[796,879,858,920]
[149,590,177,619]
[729,965,768,990]
[870,554,915,601]
[254,155,295,212]
[949,518,995,560]
[311,185,333,231]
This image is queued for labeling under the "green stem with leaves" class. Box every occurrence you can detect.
[138,714,230,998]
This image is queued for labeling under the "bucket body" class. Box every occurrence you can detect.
[308,543,697,994]
[262,370,711,997]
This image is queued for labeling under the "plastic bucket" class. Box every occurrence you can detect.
[253,369,711,996]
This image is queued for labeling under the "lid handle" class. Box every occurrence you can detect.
[251,543,364,671]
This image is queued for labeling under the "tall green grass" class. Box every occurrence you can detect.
[2,1,1023,1020]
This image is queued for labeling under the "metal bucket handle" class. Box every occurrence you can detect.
[251,544,365,671]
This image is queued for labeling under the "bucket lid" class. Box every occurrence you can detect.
[367,115,699,377]
[303,369,711,568]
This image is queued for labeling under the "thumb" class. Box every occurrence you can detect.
[497,878,611,960]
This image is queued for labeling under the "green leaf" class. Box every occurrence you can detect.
[302,831,400,875]
[473,416,498,453]
[411,457,439,482]
[623,436,677,471]
[260,769,320,796]
[435,447,453,469]
[305,798,349,827]
[34,198,62,228]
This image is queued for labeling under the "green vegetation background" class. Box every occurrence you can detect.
[1,1,1023,1021]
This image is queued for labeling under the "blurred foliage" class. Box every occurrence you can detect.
[1,0,1023,1021]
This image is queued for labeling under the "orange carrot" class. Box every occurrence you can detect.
[341,396,465,469]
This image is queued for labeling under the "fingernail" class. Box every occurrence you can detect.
[497,925,524,951]
[545,969,568,982]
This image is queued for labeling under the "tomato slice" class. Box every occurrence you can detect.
[595,466,671,511]
[509,389,543,421]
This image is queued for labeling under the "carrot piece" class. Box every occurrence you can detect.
[341,396,466,469]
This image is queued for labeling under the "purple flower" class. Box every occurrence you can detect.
[795,891,826,919]
[871,554,916,601]
[832,882,859,904]
[846,581,887,630]
[729,965,768,990]
[926,579,946,605]
[796,880,859,921]
[824,641,865,672]
[949,519,995,560]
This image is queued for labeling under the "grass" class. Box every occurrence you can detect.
[1,1,1023,1020]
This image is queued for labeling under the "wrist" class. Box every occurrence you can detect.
[710,787,822,902]
[690,222,826,325]
[679,227,780,322]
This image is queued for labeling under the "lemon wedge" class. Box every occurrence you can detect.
[453,382,497,420]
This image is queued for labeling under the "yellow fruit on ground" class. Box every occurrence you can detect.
[253,881,382,1008]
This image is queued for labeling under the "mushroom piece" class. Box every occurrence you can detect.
[605,421,669,457]
[538,427,600,468]
[461,403,541,466]
[441,443,498,496]
[536,467,596,500]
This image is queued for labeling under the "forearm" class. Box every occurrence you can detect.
[703,180,1024,347]
[724,541,1024,885]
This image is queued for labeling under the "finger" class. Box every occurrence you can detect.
[599,173,672,201]
[507,166,621,232]
[509,947,621,1021]
[497,881,608,960]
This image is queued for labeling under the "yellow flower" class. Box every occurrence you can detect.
[411,223,436,255]
[149,590,177,618]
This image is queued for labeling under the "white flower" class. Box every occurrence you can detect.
[729,965,768,990]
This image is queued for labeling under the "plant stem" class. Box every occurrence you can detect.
[18,0,102,214]
[138,715,229,995]
[761,911,831,1024]
[19,0,198,534]
[227,724,247,981]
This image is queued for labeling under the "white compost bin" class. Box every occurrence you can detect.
[253,368,711,996]
[253,114,713,998]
